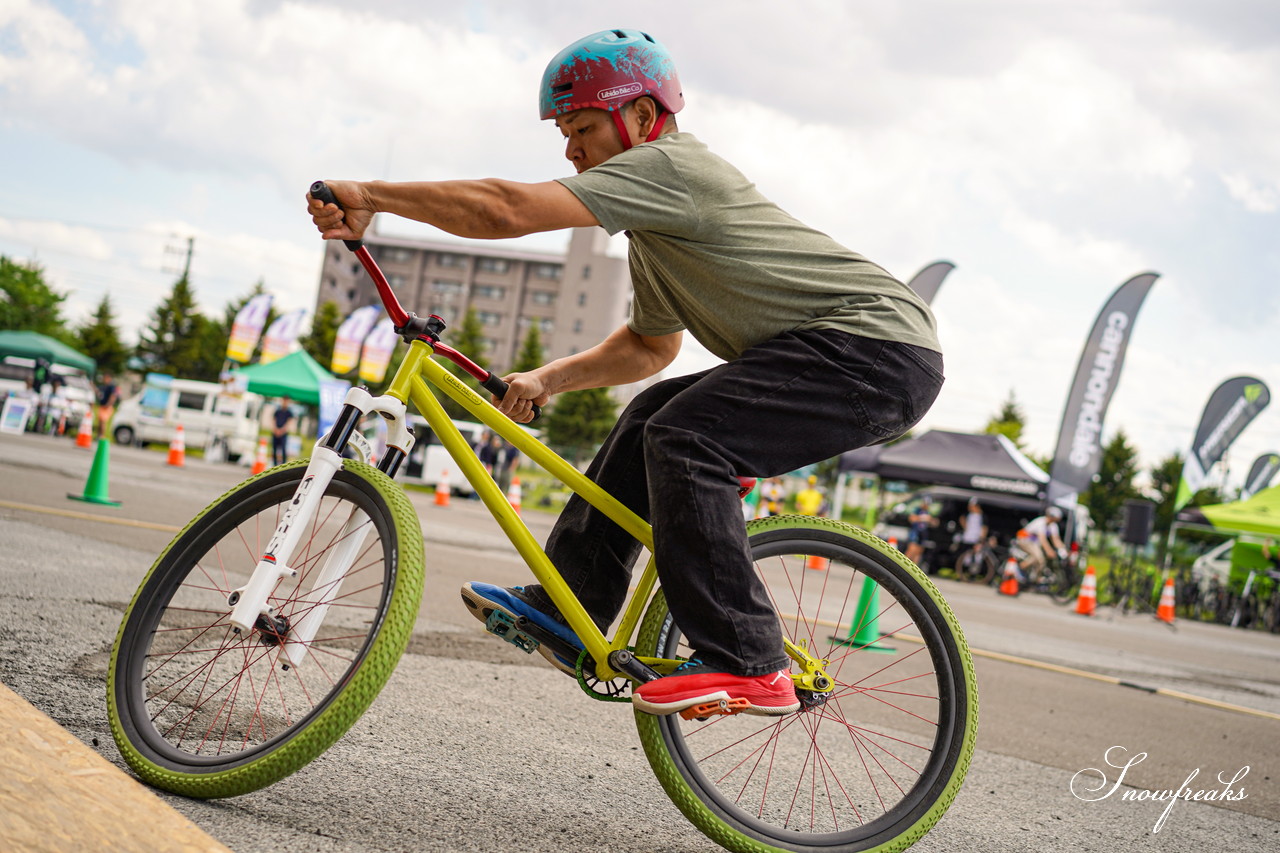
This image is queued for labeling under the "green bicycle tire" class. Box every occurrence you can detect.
[107,459,424,798]
[633,515,977,853]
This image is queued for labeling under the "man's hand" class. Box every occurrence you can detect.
[493,370,553,424]
[306,181,375,242]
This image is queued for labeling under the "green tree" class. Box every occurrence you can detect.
[546,387,618,465]
[983,389,1026,447]
[135,274,206,376]
[0,256,73,342]
[1147,452,1183,560]
[1081,429,1141,539]
[301,300,342,369]
[186,314,229,381]
[511,323,545,374]
[76,293,129,376]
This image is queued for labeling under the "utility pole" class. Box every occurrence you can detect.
[163,235,194,279]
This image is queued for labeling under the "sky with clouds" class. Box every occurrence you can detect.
[2,0,1278,492]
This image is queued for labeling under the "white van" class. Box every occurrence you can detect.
[113,377,265,462]
[401,416,487,496]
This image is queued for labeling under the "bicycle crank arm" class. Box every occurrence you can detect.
[228,449,344,633]
[785,637,834,693]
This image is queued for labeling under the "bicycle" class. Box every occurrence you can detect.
[105,182,977,853]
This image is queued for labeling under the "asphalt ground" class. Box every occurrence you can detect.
[1,431,1279,852]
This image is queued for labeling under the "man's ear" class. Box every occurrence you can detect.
[633,96,659,135]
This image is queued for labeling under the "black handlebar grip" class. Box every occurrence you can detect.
[481,372,541,423]
[309,181,364,251]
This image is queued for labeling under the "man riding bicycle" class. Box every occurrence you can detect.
[307,29,944,717]
[1017,506,1067,583]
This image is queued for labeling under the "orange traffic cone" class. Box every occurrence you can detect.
[805,554,830,571]
[999,556,1020,596]
[507,476,522,516]
[1156,577,1176,624]
[250,437,269,475]
[887,536,899,551]
[435,470,451,507]
[75,414,93,448]
[1075,566,1097,616]
[167,424,186,467]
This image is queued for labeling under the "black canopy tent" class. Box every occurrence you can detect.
[840,429,1050,501]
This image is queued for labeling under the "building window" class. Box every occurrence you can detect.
[529,291,557,306]
[429,305,457,324]
[539,318,554,333]
[532,263,562,280]
[347,288,356,301]
[477,257,510,273]
[573,319,582,334]
[473,285,506,300]
[480,337,500,352]
[436,253,466,268]
[578,292,587,307]
[476,311,503,326]
[382,247,414,264]
[327,277,337,289]
[432,280,464,295]
[387,274,406,289]
[582,265,591,279]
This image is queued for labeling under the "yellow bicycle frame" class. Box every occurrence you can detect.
[384,339,669,682]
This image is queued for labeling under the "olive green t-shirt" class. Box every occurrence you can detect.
[555,132,940,361]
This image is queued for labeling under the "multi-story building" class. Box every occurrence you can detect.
[315,225,631,374]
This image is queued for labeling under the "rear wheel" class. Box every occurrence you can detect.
[108,459,424,798]
[634,515,976,852]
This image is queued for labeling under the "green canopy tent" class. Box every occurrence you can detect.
[1178,485,1280,537]
[233,350,336,406]
[0,330,96,375]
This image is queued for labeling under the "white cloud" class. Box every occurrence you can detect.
[1,0,1278,491]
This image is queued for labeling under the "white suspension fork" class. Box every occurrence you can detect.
[226,386,414,668]
[281,504,374,668]
[227,446,345,634]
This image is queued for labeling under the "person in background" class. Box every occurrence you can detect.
[795,476,825,516]
[271,396,296,466]
[757,477,785,518]
[93,372,120,440]
[1017,506,1066,582]
[905,501,936,566]
[957,498,987,581]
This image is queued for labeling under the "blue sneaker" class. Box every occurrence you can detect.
[460,582,584,676]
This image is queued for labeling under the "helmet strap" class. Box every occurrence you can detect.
[610,105,670,151]
[645,110,670,142]
[610,110,634,151]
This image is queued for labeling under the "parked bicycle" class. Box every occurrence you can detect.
[106,186,977,853]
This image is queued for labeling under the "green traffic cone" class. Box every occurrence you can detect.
[831,576,895,652]
[68,438,121,507]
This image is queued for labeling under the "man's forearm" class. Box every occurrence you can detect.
[538,326,679,394]
[364,179,595,239]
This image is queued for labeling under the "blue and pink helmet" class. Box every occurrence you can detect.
[539,29,684,149]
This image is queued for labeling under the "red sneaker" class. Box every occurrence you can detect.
[632,662,800,717]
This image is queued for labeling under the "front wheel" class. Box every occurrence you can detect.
[107,459,424,798]
[634,515,977,853]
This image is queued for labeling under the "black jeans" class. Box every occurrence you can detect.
[523,329,944,676]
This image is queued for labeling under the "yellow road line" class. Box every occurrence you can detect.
[793,612,1280,723]
[0,499,181,533]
